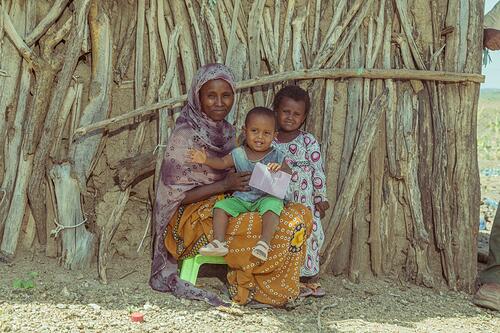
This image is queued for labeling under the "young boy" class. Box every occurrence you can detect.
[188,107,289,261]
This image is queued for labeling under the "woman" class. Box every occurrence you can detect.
[150,63,312,307]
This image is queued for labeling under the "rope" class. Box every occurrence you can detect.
[50,218,88,238]
[483,49,492,67]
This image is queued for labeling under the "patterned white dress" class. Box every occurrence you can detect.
[274,131,327,277]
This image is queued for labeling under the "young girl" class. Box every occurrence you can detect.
[188,107,289,261]
[273,85,330,295]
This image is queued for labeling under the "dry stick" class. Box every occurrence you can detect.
[221,0,245,43]
[310,0,321,58]
[203,4,223,64]
[137,214,152,253]
[291,12,306,70]
[394,0,426,70]
[367,0,385,68]
[25,0,71,46]
[134,0,145,108]
[69,83,83,140]
[170,1,195,85]
[0,2,26,195]
[114,15,136,84]
[0,3,29,171]
[158,3,180,96]
[393,34,424,93]
[156,6,180,183]
[278,0,295,72]
[71,0,113,190]
[262,8,278,71]
[0,61,30,230]
[225,0,241,65]
[321,80,335,162]
[399,89,431,253]
[0,0,32,247]
[247,0,266,106]
[366,1,387,276]
[1,6,39,69]
[99,1,161,283]
[185,0,205,66]
[28,0,90,249]
[383,2,398,177]
[73,67,484,139]
[260,10,276,73]
[0,3,4,47]
[50,86,76,159]
[313,0,354,68]
[26,14,74,155]
[326,0,375,68]
[217,0,231,42]
[302,0,312,67]
[320,91,388,273]
[49,163,94,269]
[273,0,280,61]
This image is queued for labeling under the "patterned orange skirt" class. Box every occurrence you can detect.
[165,195,312,306]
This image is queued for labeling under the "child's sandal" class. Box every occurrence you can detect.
[199,239,228,256]
[252,240,270,261]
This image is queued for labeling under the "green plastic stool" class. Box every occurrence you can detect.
[179,254,226,285]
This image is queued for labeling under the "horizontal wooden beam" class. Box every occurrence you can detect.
[73,68,484,139]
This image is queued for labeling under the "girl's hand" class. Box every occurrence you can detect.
[315,201,330,219]
[267,163,282,172]
[223,171,251,192]
[188,148,207,164]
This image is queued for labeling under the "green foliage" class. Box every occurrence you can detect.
[12,271,38,290]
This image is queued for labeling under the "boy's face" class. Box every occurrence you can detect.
[243,114,277,152]
[276,96,307,133]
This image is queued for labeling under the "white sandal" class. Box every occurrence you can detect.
[199,239,228,256]
[252,240,270,261]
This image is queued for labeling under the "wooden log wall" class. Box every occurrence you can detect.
[0,0,484,291]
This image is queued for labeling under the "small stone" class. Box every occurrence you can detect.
[88,303,101,311]
[56,303,67,309]
[143,301,153,311]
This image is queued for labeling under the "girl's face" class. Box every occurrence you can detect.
[276,97,307,133]
[244,115,277,152]
[199,79,234,121]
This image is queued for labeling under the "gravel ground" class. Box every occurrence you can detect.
[1,251,499,333]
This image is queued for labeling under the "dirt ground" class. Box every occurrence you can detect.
[0,250,499,333]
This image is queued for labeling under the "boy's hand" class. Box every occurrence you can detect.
[188,148,207,164]
[315,201,330,218]
[267,163,282,172]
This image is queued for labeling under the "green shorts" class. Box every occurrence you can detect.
[214,196,284,217]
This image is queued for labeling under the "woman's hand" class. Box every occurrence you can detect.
[267,163,282,172]
[188,148,207,164]
[315,201,330,219]
[223,170,251,192]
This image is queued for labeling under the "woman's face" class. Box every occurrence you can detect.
[199,79,234,121]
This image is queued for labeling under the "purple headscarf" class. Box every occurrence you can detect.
[150,64,236,305]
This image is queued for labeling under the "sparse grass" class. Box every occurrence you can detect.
[478,89,500,162]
